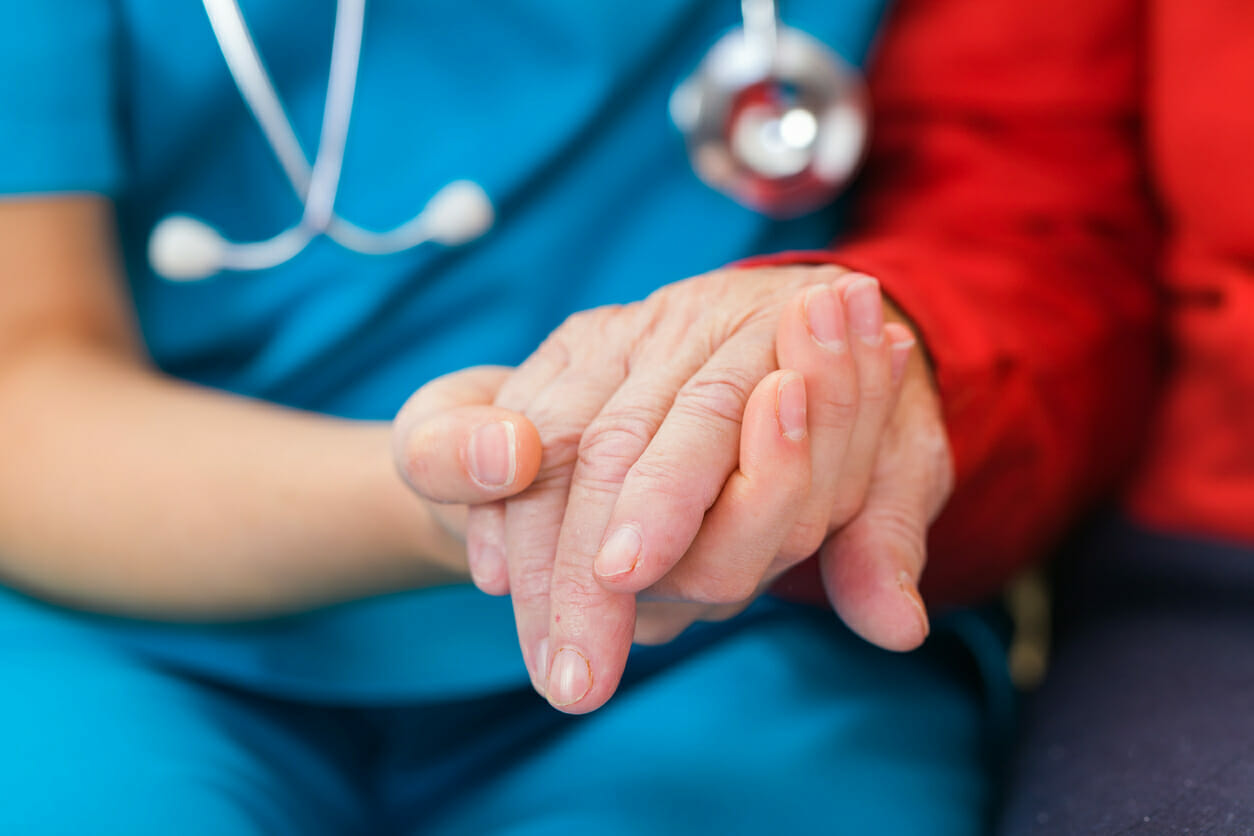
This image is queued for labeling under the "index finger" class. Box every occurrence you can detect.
[491,307,646,695]
[542,324,779,712]
[535,321,721,710]
[589,323,779,593]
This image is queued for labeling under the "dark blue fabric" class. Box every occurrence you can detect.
[999,518,1254,834]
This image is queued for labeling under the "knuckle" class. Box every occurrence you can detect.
[548,579,632,642]
[559,307,603,334]
[827,491,870,528]
[860,383,891,409]
[676,368,756,427]
[632,620,688,646]
[814,379,859,427]
[806,264,846,282]
[576,411,657,484]
[540,326,574,361]
[509,560,553,602]
[645,276,699,309]
[779,514,829,562]
[713,573,760,606]
[397,425,438,492]
[701,601,752,624]
[772,464,812,507]
[624,456,711,518]
[531,437,583,490]
[679,570,760,606]
[521,401,590,486]
[498,339,571,412]
[633,601,705,645]
[643,283,710,332]
[913,424,956,507]
[549,575,603,614]
[642,283,676,313]
[858,365,893,406]
[866,501,927,555]
[563,305,634,352]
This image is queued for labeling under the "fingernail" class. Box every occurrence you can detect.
[777,372,807,441]
[531,636,550,695]
[468,541,506,591]
[842,276,883,346]
[468,421,516,488]
[890,335,916,386]
[595,525,642,578]
[804,285,846,352]
[546,647,592,707]
[898,571,930,641]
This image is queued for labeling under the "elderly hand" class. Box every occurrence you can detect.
[395,266,952,713]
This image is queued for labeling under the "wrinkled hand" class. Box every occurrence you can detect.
[394,266,953,713]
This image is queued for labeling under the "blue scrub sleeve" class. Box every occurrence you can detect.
[0,0,122,195]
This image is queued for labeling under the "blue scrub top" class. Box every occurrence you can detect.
[0,0,889,701]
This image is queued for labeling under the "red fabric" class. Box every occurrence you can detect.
[1120,1,1254,543]
[759,0,1162,604]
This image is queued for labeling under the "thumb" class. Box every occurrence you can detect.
[819,493,931,652]
[393,366,542,505]
[819,385,952,652]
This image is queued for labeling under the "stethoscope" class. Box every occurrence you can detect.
[149,0,868,281]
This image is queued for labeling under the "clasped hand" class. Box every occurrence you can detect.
[394,266,953,713]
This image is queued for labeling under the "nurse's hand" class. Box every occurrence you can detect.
[393,365,544,543]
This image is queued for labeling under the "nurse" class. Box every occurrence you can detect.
[0,1,1029,833]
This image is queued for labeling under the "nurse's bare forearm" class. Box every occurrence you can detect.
[0,342,465,619]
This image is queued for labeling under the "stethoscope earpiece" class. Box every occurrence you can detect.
[418,180,496,247]
[148,216,230,282]
[148,180,495,282]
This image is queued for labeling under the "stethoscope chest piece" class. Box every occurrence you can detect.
[670,18,869,218]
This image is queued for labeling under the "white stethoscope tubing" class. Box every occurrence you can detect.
[202,0,314,206]
[205,0,475,254]
[152,0,492,280]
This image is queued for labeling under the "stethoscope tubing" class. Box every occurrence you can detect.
[204,0,435,253]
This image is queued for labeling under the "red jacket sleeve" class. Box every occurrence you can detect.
[752,0,1158,604]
